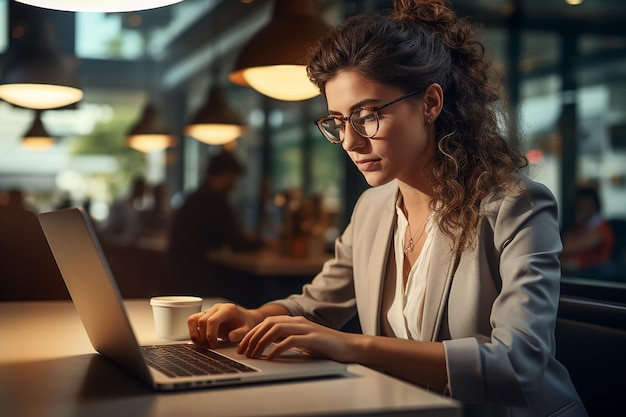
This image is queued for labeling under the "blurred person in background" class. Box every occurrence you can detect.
[561,186,615,277]
[141,182,172,242]
[167,150,263,295]
[100,176,146,244]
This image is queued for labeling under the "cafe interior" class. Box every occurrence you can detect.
[1,0,625,416]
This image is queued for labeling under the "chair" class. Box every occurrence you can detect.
[0,207,69,300]
[560,276,626,303]
[555,296,626,417]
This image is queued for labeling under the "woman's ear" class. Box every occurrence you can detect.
[423,83,444,123]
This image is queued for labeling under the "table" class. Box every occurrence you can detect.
[206,249,332,277]
[0,299,462,417]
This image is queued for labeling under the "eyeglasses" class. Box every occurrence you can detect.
[314,90,422,144]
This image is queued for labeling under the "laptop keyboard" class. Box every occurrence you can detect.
[142,344,258,378]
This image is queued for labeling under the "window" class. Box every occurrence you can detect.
[518,31,562,210]
[0,0,7,53]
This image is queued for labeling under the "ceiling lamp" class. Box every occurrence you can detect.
[0,23,83,109]
[22,111,55,151]
[126,103,177,153]
[185,86,246,145]
[229,0,329,101]
[13,0,183,13]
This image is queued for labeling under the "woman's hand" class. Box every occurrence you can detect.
[237,315,360,363]
[187,303,264,348]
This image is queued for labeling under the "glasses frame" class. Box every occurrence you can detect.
[314,89,423,144]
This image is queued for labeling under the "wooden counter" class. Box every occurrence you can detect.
[206,248,332,276]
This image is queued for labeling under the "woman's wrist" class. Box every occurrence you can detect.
[251,303,290,324]
[346,333,373,364]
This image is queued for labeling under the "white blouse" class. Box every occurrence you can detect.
[383,200,434,341]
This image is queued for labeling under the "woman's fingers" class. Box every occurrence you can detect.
[266,335,316,361]
[188,307,216,347]
[188,303,248,348]
[238,316,319,359]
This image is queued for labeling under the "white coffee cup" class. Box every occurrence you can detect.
[150,296,203,340]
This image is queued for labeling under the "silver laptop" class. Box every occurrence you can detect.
[38,207,346,391]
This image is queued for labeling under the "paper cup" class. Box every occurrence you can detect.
[150,296,203,340]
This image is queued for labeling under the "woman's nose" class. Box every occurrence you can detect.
[341,126,367,152]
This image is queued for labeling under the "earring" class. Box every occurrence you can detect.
[427,116,433,124]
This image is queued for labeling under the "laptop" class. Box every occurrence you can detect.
[38,207,347,391]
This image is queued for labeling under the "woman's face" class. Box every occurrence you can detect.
[324,70,436,188]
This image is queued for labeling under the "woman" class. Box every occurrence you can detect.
[188,1,587,415]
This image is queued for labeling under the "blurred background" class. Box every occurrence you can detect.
[1,0,626,292]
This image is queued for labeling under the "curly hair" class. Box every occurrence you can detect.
[307,0,527,252]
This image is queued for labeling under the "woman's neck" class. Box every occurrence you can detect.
[397,181,432,217]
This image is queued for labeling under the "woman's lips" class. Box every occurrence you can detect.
[355,158,380,171]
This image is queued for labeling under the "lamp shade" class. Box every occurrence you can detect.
[126,103,176,153]
[185,86,246,145]
[22,111,55,151]
[14,0,183,13]
[229,0,329,101]
[0,23,83,109]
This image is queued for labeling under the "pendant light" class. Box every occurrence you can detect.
[0,21,83,110]
[13,0,183,13]
[229,0,329,101]
[185,85,246,145]
[22,110,55,151]
[125,102,176,153]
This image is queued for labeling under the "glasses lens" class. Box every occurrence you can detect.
[318,117,343,143]
[350,108,378,138]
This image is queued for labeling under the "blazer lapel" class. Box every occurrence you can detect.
[362,192,397,336]
[420,229,459,341]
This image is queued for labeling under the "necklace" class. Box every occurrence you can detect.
[403,215,429,253]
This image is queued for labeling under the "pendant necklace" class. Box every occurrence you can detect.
[403,215,429,254]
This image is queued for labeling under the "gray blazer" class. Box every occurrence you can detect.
[274,176,588,417]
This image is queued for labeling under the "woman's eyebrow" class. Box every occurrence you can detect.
[327,97,382,115]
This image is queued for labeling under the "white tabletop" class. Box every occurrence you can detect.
[0,299,461,417]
